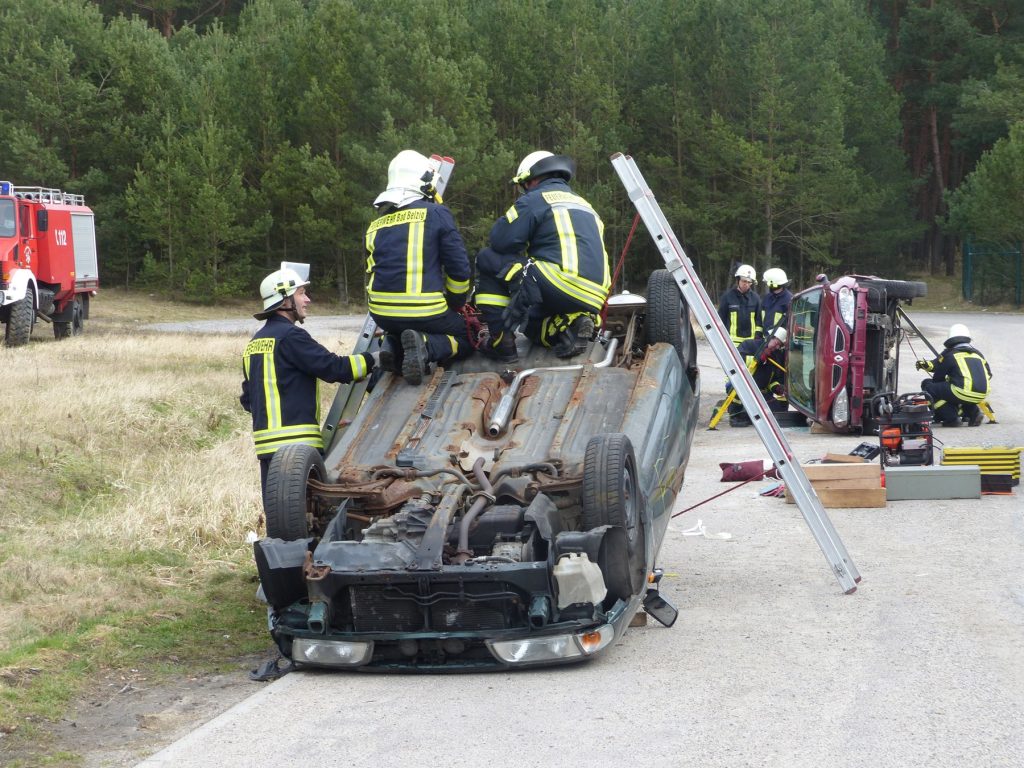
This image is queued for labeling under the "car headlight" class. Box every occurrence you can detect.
[832,387,850,428]
[292,638,374,667]
[837,286,855,329]
[487,625,614,665]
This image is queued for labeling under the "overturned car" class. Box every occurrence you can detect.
[253,269,700,671]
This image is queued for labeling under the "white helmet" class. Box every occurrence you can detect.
[374,150,436,208]
[763,267,789,289]
[512,151,574,186]
[945,323,970,345]
[735,264,756,281]
[255,267,309,319]
[770,326,788,344]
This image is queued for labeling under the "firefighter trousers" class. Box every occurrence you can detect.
[371,311,473,369]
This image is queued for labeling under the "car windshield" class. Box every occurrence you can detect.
[787,287,822,414]
[0,200,14,237]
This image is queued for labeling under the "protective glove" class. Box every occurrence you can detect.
[915,359,933,372]
[445,291,467,311]
[370,350,381,368]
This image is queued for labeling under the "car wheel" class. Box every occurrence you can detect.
[582,432,647,598]
[264,444,325,540]
[860,279,928,311]
[645,269,695,369]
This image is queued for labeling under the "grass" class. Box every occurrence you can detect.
[0,291,364,764]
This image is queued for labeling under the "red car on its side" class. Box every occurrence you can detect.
[784,275,927,433]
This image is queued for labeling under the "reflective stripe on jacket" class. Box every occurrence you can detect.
[365,200,470,319]
[931,344,992,403]
[718,286,762,344]
[488,179,610,310]
[240,315,370,456]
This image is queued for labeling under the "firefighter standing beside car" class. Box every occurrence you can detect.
[718,264,762,347]
[474,151,611,361]
[917,323,992,427]
[365,149,474,385]
[760,267,792,336]
[240,267,378,496]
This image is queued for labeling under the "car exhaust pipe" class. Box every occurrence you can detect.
[487,339,618,438]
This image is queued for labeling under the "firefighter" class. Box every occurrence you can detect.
[728,327,789,426]
[760,267,792,337]
[475,151,611,360]
[366,149,474,385]
[718,264,762,346]
[916,323,992,427]
[240,267,378,494]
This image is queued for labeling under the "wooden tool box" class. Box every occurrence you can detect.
[786,462,885,508]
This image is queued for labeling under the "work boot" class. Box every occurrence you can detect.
[400,329,429,385]
[963,405,984,427]
[481,333,518,364]
[554,315,596,359]
[378,335,399,373]
[940,419,960,428]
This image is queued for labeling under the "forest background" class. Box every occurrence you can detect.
[2,0,1023,303]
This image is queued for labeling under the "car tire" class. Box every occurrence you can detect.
[582,432,647,598]
[860,278,927,311]
[645,269,695,369]
[264,444,325,540]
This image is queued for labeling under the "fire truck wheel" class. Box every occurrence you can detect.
[264,444,326,541]
[4,295,35,347]
[645,269,696,369]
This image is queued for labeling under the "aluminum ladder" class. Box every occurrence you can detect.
[611,152,861,593]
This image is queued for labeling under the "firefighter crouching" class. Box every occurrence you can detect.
[366,149,474,385]
[728,327,789,426]
[240,267,378,496]
[916,323,992,427]
[474,151,611,361]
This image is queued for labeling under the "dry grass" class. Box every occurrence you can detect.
[0,292,361,744]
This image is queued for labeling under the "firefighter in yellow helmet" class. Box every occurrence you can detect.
[240,266,378,496]
[916,323,992,426]
[365,150,473,385]
[474,151,611,361]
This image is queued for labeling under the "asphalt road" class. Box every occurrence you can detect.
[137,311,1023,768]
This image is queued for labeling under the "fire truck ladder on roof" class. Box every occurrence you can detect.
[610,153,860,594]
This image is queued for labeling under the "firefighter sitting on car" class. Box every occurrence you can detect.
[474,151,611,361]
[240,267,378,496]
[719,264,762,347]
[916,323,992,427]
[365,150,474,385]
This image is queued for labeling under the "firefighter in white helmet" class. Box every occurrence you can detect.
[760,267,792,336]
[365,149,473,385]
[718,263,762,346]
[474,150,611,361]
[916,323,992,426]
[240,266,378,496]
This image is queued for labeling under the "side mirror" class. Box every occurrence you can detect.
[36,209,48,232]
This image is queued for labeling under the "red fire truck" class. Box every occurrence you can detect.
[0,180,99,345]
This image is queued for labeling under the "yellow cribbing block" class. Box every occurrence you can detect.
[940,447,1021,481]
